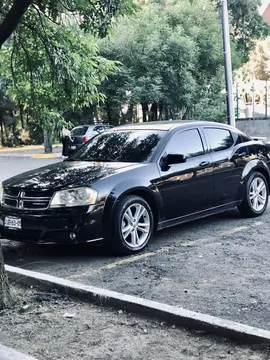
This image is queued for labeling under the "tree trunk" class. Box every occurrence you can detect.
[0,0,33,48]
[150,102,158,121]
[126,104,134,123]
[169,108,174,120]
[106,99,112,124]
[164,106,169,120]
[0,243,13,310]
[43,130,53,153]
[0,120,4,146]
[141,102,148,122]
[12,120,16,137]
[158,103,163,120]
[19,104,24,129]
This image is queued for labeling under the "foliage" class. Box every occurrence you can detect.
[98,0,232,122]
[228,0,269,60]
[0,0,135,150]
[0,0,137,48]
[0,9,118,150]
[98,0,269,123]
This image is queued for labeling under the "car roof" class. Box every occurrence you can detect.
[72,124,111,128]
[115,120,235,131]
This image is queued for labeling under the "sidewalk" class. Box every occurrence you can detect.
[0,145,62,159]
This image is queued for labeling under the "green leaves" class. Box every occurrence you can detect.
[98,0,225,120]
[0,12,118,134]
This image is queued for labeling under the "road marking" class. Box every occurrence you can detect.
[67,247,172,280]
[33,153,57,158]
[254,221,264,226]
[220,226,249,236]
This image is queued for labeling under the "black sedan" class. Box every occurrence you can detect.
[0,121,270,254]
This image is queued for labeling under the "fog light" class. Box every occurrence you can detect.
[70,232,76,240]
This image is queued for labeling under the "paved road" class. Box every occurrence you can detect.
[0,157,60,182]
[2,158,270,331]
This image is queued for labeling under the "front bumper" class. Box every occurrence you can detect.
[0,204,105,244]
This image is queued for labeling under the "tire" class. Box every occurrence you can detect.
[238,171,269,218]
[107,195,154,255]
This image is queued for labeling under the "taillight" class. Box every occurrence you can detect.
[82,136,89,142]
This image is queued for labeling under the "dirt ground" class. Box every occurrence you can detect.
[3,207,270,331]
[0,285,269,360]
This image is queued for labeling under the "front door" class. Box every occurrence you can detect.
[157,128,215,221]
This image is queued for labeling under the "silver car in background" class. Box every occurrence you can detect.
[69,124,114,153]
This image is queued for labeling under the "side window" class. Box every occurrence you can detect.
[204,128,234,152]
[166,129,204,158]
[233,131,243,145]
[94,126,104,133]
[239,132,251,143]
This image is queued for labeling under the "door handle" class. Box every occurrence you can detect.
[199,161,210,167]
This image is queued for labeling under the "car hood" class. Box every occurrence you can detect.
[3,160,143,191]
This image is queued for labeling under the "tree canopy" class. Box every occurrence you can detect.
[0,0,136,48]
[0,0,134,151]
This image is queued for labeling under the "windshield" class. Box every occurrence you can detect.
[69,129,166,162]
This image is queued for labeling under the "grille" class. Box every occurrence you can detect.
[2,188,52,210]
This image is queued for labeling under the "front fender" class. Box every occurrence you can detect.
[102,179,164,237]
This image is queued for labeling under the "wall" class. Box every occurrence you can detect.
[263,4,270,24]
[236,119,270,138]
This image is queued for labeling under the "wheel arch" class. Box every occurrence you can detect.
[118,188,160,231]
[242,160,270,189]
[102,186,161,237]
[253,167,270,189]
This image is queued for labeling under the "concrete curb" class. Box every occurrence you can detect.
[5,265,270,345]
[0,344,38,360]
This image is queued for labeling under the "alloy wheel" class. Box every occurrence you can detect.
[121,203,151,249]
[249,177,267,212]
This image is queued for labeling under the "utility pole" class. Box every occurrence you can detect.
[236,83,239,120]
[221,0,235,127]
[266,79,268,119]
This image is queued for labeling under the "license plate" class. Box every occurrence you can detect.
[71,146,76,150]
[4,216,22,230]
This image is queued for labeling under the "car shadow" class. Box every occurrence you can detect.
[2,206,263,271]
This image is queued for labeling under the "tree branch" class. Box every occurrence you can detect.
[0,0,33,48]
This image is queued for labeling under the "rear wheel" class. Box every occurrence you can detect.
[238,172,269,217]
[108,195,154,255]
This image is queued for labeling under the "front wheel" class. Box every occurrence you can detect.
[238,172,269,217]
[108,195,154,255]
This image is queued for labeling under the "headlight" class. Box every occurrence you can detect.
[50,187,98,208]
[0,183,2,204]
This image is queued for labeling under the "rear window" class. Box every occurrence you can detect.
[71,126,89,136]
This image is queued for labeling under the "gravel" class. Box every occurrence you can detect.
[0,284,269,360]
[3,207,270,331]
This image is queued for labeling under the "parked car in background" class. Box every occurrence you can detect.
[69,124,114,153]
[1,121,270,255]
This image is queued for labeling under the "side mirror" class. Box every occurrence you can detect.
[166,153,187,165]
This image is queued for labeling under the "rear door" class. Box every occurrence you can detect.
[202,127,249,205]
